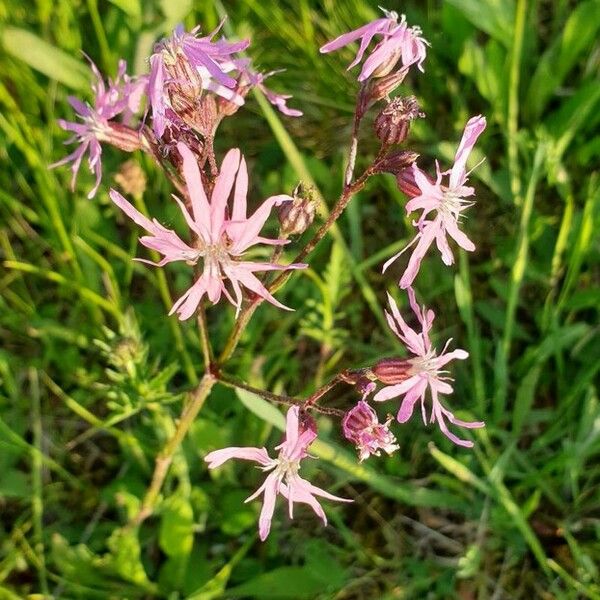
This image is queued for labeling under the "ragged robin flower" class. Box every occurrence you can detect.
[110,142,305,319]
[383,115,487,288]
[205,406,352,541]
[372,289,484,447]
[51,59,146,199]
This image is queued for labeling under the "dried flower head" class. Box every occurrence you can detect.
[342,401,399,461]
[374,96,424,145]
[114,160,146,198]
[278,183,317,237]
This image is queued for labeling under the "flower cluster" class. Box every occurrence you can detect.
[52,22,301,199]
[52,7,486,542]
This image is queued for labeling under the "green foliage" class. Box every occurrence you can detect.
[0,0,599,598]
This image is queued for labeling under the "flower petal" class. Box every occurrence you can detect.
[373,376,421,402]
[177,142,212,237]
[204,446,272,469]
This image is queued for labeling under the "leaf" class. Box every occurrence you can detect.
[445,0,515,44]
[235,388,286,429]
[107,528,152,587]
[219,490,257,536]
[525,0,600,120]
[107,0,141,19]
[1,27,89,90]
[0,470,29,498]
[187,538,253,600]
[226,566,324,599]
[159,493,194,558]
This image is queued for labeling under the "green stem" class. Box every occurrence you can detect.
[495,144,544,420]
[86,0,112,72]
[197,303,213,368]
[132,195,198,385]
[30,369,49,596]
[507,0,527,206]
[132,373,216,525]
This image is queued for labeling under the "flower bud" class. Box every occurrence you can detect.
[374,96,424,146]
[278,184,317,237]
[372,358,412,385]
[342,401,399,461]
[114,160,146,198]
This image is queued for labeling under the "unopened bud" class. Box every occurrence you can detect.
[374,150,419,176]
[374,96,424,146]
[278,184,317,236]
[372,358,412,385]
[114,160,146,198]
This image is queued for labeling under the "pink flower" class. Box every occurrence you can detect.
[373,289,484,447]
[342,401,399,461]
[205,406,352,541]
[242,66,303,117]
[149,23,249,137]
[320,9,429,81]
[110,143,305,319]
[383,115,486,288]
[51,59,145,199]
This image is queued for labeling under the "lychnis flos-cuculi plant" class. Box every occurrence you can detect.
[52,10,486,541]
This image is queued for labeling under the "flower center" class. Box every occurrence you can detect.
[84,112,110,139]
[408,348,440,377]
[439,188,473,220]
[274,456,301,482]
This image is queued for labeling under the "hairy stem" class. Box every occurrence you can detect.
[217,373,346,417]
[218,373,298,406]
[132,373,216,525]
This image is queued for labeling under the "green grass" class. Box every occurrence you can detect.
[1,0,599,598]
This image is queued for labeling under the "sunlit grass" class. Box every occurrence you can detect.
[0,0,598,598]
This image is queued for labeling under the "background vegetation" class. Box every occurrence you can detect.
[1,0,599,598]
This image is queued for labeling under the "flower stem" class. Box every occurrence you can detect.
[218,168,373,365]
[131,372,216,525]
[217,373,298,406]
[344,85,366,187]
[217,373,345,417]
[197,303,213,368]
